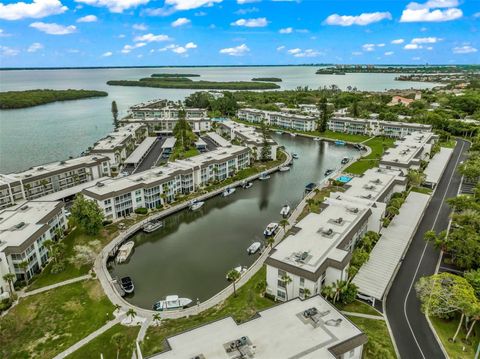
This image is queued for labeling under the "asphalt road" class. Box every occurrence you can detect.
[385,139,470,359]
[134,137,166,173]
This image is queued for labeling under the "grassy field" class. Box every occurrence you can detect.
[297,185,345,221]
[67,323,140,359]
[336,300,382,316]
[439,138,457,148]
[141,266,275,357]
[348,316,397,359]
[430,316,480,359]
[169,146,200,161]
[0,280,114,359]
[345,137,395,175]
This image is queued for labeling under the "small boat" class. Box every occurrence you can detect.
[279,166,290,172]
[259,172,270,180]
[120,276,134,294]
[264,222,279,237]
[116,241,134,263]
[341,157,350,165]
[153,295,192,311]
[143,219,163,233]
[335,140,346,146]
[324,169,334,176]
[280,204,291,217]
[247,242,262,255]
[275,131,283,135]
[190,200,205,211]
[226,266,248,279]
[292,153,299,159]
[222,187,236,197]
[313,137,322,141]
[242,181,253,189]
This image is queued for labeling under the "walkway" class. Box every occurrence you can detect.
[341,311,385,320]
[385,139,470,359]
[20,274,91,298]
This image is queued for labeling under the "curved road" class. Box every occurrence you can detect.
[385,139,470,359]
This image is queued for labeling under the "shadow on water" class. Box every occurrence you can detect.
[109,135,359,308]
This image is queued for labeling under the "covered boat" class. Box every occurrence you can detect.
[341,157,350,165]
[120,276,134,294]
[190,200,205,211]
[279,166,290,172]
[222,187,236,197]
[116,241,134,264]
[292,153,299,159]
[259,172,270,181]
[280,204,291,217]
[226,266,248,279]
[242,181,253,189]
[247,242,261,255]
[264,222,279,236]
[143,219,163,233]
[153,295,192,311]
[324,169,334,176]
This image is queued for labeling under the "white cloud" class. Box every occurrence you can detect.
[27,42,43,52]
[377,43,385,47]
[219,43,249,56]
[102,51,113,57]
[404,43,422,50]
[324,12,392,26]
[77,14,97,22]
[235,6,258,15]
[237,0,260,3]
[171,17,190,27]
[30,22,76,35]
[352,51,363,56]
[132,23,147,31]
[0,0,67,21]
[74,0,149,13]
[452,45,477,54]
[287,48,301,54]
[279,27,293,34]
[185,41,197,48]
[384,51,394,56]
[391,38,405,44]
[400,1,462,22]
[276,45,285,51]
[411,36,441,43]
[134,33,171,42]
[0,45,19,56]
[158,42,197,55]
[362,43,376,52]
[291,48,322,58]
[121,42,146,53]
[231,17,268,27]
[118,34,126,38]
[194,11,206,16]
[474,12,480,18]
[147,0,222,16]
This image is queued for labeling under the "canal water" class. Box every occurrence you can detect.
[109,134,358,309]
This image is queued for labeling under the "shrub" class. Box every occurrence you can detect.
[340,283,358,304]
[351,249,370,268]
[134,207,148,215]
[102,220,113,226]
[51,261,66,274]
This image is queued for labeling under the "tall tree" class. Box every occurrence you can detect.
[110,332,126,359]
[259,121,271,161]
[111,101,119,129]
[226,269,241,297]
[280,274,292,300]
[317,96,329,133]
[70,194,104,235]
[2,273,16,296]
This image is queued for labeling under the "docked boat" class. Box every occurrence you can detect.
[335,140,346,146]
[313,137,321,141]
[324,169,334,176]
[275,131,283,135]
[115,241,134,264]
[222,187,236,197]
[279,166,290,172]
[341,157,350,165]
[153,295,192,311]
[264,222,279,237]
[226,266,248,279]
[259,172,270,181]
[120,276,134,294]
[189,200,205,211]
[247,242,262,255]
[143,219,163,233]
[242,181,253,189]
[280,204,291,217]
[292,153,299,159]
[290,133,297,137]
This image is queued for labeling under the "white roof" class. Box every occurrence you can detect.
[92,123,143,151]
[38,177,110,201]
[152,296,365,359]
[352,192,430,300]
[162,137,177,149]
[424,147,454,185]
[125,137,157,165]
[381,131,433,165]
[206,132,231,147]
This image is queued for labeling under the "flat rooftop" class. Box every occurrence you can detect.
[269,199,370,274]
[424,147,454,185]
[239,108,316,121]
[381,131,433,165]
[221,120,275,146]
[162,137,177,149]
[205,132,232,148]
[151,296,366,359]
[92,123,144,152]
[125,137,157,165]
[0,201,63,251]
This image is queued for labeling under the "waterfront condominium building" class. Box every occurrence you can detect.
[265,198,372,302]
[89,123,148,168]
[216,120,279,160]
[124,100,210,134]
[327,117,432,138]
[83,145,250,220]
[237,108,317,132]
[149,295,367,359]
[0,201,67,294]
[379,131,436,174]
[0,155,111,210]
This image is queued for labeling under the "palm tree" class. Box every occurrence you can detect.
[322,285,335,302]
[152,313,162,326]
[111,101,119,129]
[406,169,425,188]
[386,205,399,219]
[110,332,126,359]
[126,308,137,324]
[24,183,31,199]
[280,274,292,300]
[266,236,275,249]
[40,179,49,195]
[19,260,29,285]
[2,273,16,296]
[303,288,311,299]
[279,219,289,233]
[226,269,241,297]
[114,304,122,314]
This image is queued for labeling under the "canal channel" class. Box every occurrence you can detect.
[109,134,359,309]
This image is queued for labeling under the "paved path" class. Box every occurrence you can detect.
[53,315,125,359]
[385,139,470,359]
[21,275,91,298]
[342,311,385,320]
[134,137,165,174]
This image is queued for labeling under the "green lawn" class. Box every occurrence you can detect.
[67,323,140,359]
[439,138,457,148]
[411,186,433,195]
[345,137,395,175]
[430,316,480,359]
[0,280,115,359]
[297,185,345,221]
[336,300,382,316]
[348,316,397,359]
[141,266,275,357]
[170,146,200,161]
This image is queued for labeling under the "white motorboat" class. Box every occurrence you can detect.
[264,222,279,237]
[226,266,248,279]
[190,200,205,211]
[275,131,283,135]
[222,187,236,197]
[280,204,291,217]
[279,166,290,172]
[153,295,192,311]
[292,153,299,159]
[259,172,270,180]
[143,219,163,233]
[290,133,297,137]
[247,242,261,255]
[341,157,350,165]
[313,137,321,141]
[242,181,253,189]
[115,241,134,264]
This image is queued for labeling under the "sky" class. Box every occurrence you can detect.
[0,0,479,67]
